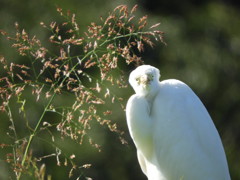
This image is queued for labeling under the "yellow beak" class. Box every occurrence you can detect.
[139,74,151,85]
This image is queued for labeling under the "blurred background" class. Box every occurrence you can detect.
[0,0,239,179]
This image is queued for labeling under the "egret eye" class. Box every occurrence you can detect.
[147,73,154,80]
[135,77,140,85]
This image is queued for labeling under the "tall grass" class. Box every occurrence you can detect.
[0,5,164,179]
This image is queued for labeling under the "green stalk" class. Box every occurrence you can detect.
[17,93,56,180]
[17,49,93,179]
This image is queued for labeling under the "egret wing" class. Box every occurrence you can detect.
[151,80,230,180]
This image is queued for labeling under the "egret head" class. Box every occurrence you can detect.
[129,65,160,97]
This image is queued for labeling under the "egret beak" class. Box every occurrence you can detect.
[139,74,151,86]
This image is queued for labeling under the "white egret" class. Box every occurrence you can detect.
[126,65,230,180]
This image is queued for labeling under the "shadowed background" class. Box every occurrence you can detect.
[0,0,239,179]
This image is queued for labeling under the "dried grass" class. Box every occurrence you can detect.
[0,4,164,179]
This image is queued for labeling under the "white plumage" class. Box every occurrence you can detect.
[126,65,230,180]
